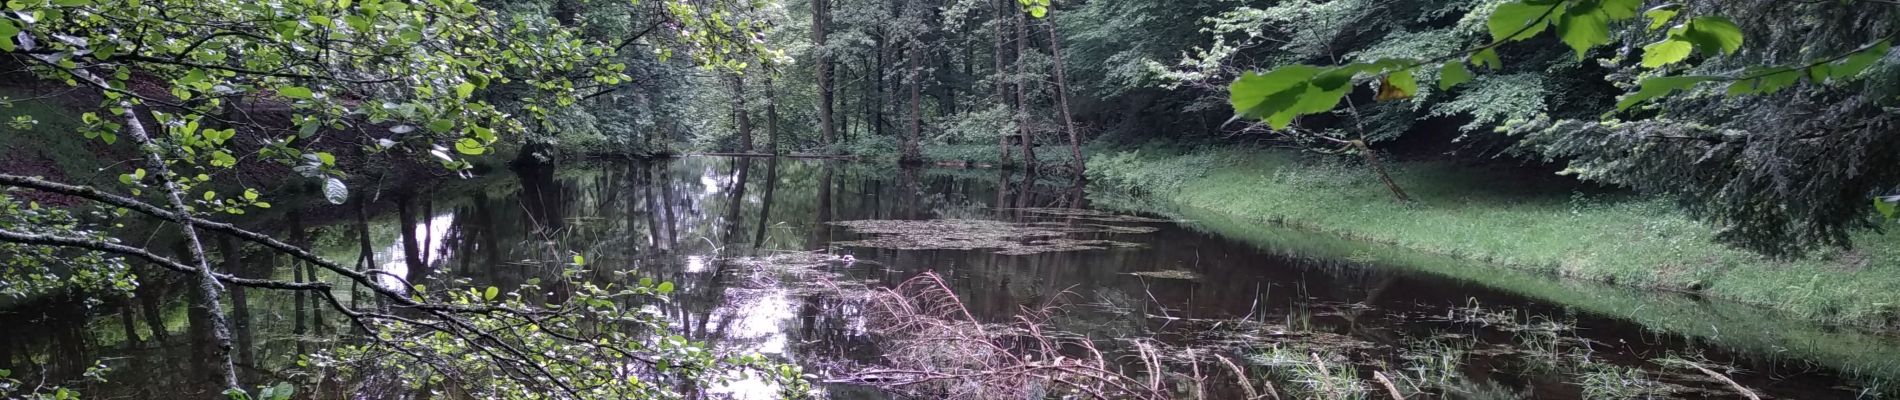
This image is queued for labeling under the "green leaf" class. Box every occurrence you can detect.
[1616,75,1720,110]
[1877,197,1899,220]
[1472,48,1503,70]
[656,281,675,294]
[51,0,93,5]
[455,82,475,99]
[455,138,486,155]
[1641,39,1693,68]
[315,152,336,166]
[178,69,209,85]
[322,177,349,205]
[1680,16,1744,56]
[1438,62,1472,90]
[639,277,655,287]
[211,151,238,167]
[278,86,314,99]
[428,119,455,133]
[1555,8,1612,59]
[572,254,586,265]
[0,20,18,52]
[1644,4,1680,31]
[243,188,260,201]
[1830,40,1892,80]
[204,190,217,201]
[1487,1,1563,43]
[1229,66,1322,118]
[483,286,500,301]
[1726,67,1801,96]
[1376,69,1417,102]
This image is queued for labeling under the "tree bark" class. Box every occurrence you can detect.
[903,46,924,163]
[814,0,836,151]
[731,74,754,152]
[1045,13,1084,173]
[1013,6,1036,170]
[765,73,782,154]
[62,61,242,391]
[992,0,1013,165]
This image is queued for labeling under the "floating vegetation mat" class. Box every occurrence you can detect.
[998,207,1174,223]
[829,218,1153,255]
[1123,269,1202,281]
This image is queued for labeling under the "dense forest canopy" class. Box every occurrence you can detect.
[2,0,1899,397]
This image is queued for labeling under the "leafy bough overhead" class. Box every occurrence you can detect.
[1226,0,1897,130]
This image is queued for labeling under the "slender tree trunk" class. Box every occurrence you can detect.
[992,0,1012,165]
[766,74,781,154]
[731,74,753,152]
[289,215,308,354]
[903,47,924,163]
[1013,7,1036,170]
[65,62,240,391]
[814,0,836,151]
[1045,14,1083,173]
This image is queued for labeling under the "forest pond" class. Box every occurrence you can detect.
[6,156,1900,399]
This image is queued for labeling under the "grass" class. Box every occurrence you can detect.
[1088,146,1900,382]
[1087,147,1900,326]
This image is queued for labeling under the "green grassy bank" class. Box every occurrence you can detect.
[1086,147,1900,327]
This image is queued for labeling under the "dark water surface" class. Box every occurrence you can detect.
[4,157,1899,399]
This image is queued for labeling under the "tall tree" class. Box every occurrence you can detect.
[731,74,755,152]
[1044,10,1083,173]
[993,0,1014,165]
[1013,4,1036,169]
[815,0,838,151]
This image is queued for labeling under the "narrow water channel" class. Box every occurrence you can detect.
[3,157,1896,399]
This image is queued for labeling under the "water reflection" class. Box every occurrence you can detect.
[2,157,1898,399]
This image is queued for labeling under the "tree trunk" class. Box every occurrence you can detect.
[992,0,1012,165]
[814,0,836,151]
[1013,7,1036,170]
[731,74,753,152]
[68,61,241,391]
[903,47,924,163]
[766,74,781,154]
[1045,14,1084,173]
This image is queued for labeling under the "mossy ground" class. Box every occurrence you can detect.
[1086,147,1900,327]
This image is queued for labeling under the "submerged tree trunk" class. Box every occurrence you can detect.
[754,158,780,247]
[814,0,836,151]
[1013,7,1035,170]
[1045,13,1083,173]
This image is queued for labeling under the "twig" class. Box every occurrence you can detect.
[1373,371,1406,400]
